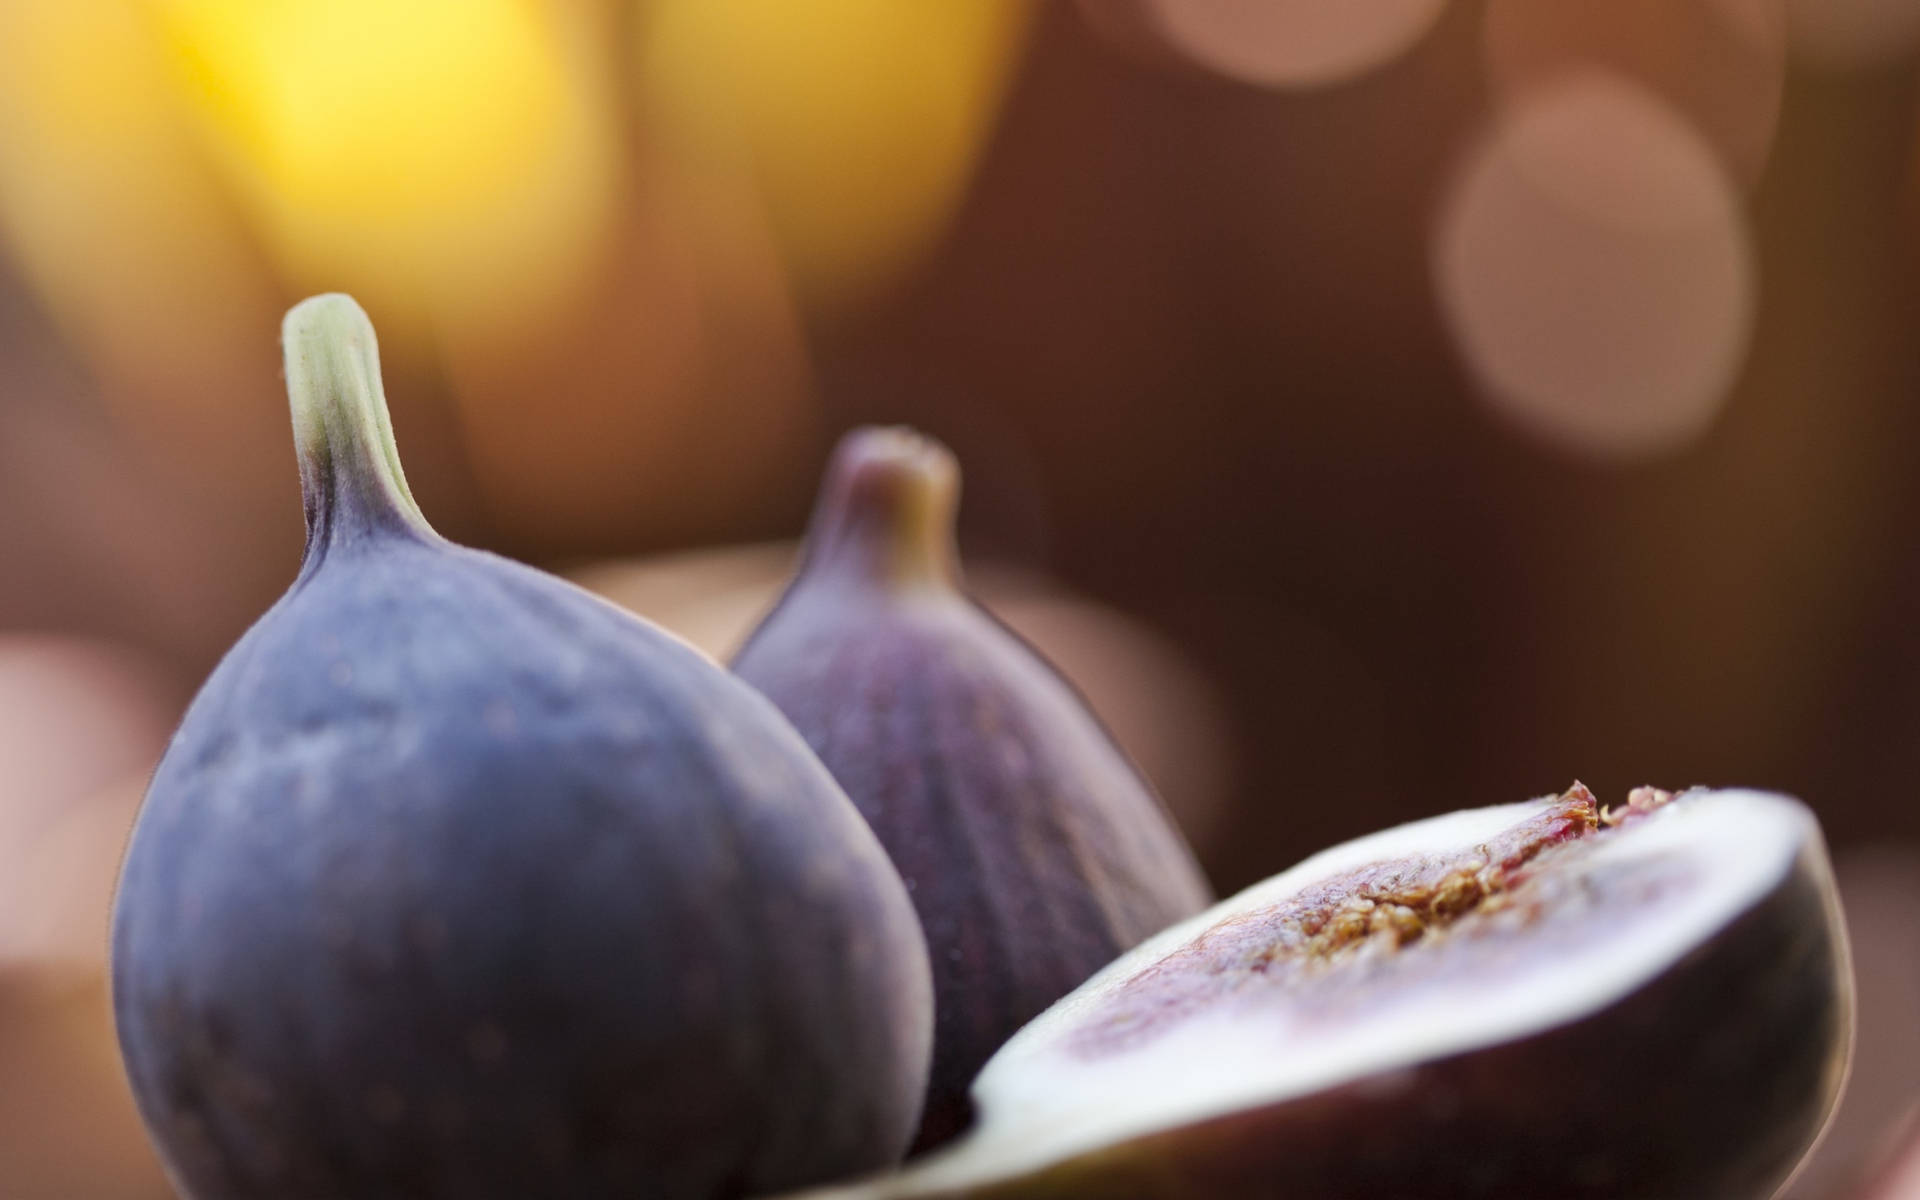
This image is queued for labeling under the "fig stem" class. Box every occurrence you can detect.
[282,293,433,552]
[801,426,962,592]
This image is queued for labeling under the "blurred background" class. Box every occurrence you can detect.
[0,1,1916,1196]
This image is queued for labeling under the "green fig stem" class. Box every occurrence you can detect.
[282,294,434,556]
[801,426,962,593]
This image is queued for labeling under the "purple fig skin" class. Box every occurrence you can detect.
[110,298,935,1200]
[732,427,1214,1153]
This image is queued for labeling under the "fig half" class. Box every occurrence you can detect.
[790,785,1852,1200]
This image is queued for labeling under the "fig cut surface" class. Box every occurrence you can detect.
[790,785,1852,1200]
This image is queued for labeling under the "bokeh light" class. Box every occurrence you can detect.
[151,0,618,333]
[1144,0,1449,90]
[0,0,276,412]
[1435,73,1755,459]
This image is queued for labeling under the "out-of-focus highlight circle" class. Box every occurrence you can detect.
[1434,74,1755,459]
[150,0,619,333]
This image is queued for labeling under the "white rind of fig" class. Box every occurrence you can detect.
[783,786,1853,1200]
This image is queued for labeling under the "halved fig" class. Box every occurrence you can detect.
[790,785,1853,1200]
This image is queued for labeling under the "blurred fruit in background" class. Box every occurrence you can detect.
[151,0,619,334]
[0,0,1036,574]
[0,0,280,436]
[638,0,1029,309]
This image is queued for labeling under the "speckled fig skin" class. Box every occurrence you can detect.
[110,296,934,1200]
[731,428,1213,1152]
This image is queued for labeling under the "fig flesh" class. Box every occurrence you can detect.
[110,296,934,1200]
[788,785,1853,1200]
[732,427,1214,1152]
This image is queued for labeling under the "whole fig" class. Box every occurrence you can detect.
[732,427,1213,1151]
[110,296,934,1200]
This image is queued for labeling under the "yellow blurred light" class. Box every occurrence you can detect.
[160,0,555,221]
[639,0,1031,307]
[0,0,277,407]
[150,0,617,330]
[1434,74,1754,459]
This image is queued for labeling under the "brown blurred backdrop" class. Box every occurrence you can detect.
[0,2,1916,1197]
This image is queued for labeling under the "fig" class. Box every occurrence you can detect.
[731,427,1214,1151]
[110,295,934,1200]
[785,785,1853,1200]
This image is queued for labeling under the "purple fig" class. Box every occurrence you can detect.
[732,427,1213,1152]
[110,296,934,1200]
[784,785,1853,1200]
